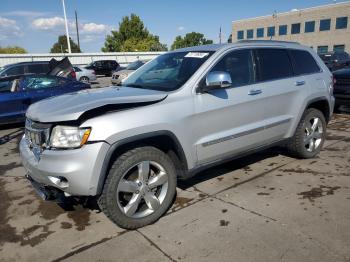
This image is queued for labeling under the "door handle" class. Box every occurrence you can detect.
[248,89,262,95]
[295,80,306,86]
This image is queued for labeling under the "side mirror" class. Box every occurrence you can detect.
[199,71,232,92]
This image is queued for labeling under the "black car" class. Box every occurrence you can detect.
[0,61,50,78]
[320,52,350,71]
[333,68,350,109]
[85,60,120,76]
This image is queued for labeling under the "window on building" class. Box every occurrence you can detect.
[336,17,348,29]
[291,23,301,34]
[333,45,345,53]
[317,46,328,54]
[290,50,320,75]
[305,21,315,33]
[320,19,331,31]
[256,28,264,38]
[237,30,244,40]
[267,26,275,37]
[255,49,293,82]
[247,29,254,39]
[279,25,287,36]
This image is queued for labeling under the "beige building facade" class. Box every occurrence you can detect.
[231,2,350,53]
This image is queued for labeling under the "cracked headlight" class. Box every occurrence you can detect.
[50,126,91,149]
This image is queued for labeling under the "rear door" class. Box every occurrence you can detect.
[194,48,267,164]
[253,48,310,142]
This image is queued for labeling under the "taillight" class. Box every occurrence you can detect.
[71,70,76,79]
[332,75,336,86]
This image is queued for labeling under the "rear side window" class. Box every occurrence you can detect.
[28,64,48,74]
[290,50,320,75]
[255,49,293,82]
[5,65,24,76]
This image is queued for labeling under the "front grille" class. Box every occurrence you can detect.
[25,119,51,149]
[335,78,350,86]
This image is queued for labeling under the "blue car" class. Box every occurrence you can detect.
[0,74,90,124]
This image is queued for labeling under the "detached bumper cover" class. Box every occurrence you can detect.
[20,137,109,196]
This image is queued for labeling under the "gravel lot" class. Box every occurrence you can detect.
[0,82,350,262]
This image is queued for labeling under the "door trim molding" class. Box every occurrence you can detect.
[202,118,291,147]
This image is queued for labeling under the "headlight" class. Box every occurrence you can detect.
[50,126,91,149]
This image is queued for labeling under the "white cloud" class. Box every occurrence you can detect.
[32,17,111,35]
[32,16,66,30]
[81,23,108,34]
[177,26,185,31]
[0,16,21,40]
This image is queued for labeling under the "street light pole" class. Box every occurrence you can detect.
[61,0,71,53]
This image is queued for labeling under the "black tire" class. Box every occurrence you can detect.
[98,146,177,229]
[286,108,327,159]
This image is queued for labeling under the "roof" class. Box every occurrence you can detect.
[173,40,302,52]
[3,61,49,68]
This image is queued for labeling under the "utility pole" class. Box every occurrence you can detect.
[219,26,222,44]
[75,10,80,50]
[61,0,71,53]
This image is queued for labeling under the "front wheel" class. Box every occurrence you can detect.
[98,147,177,229]
[287,108,327,159]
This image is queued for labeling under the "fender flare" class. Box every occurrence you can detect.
[96,130,188,195]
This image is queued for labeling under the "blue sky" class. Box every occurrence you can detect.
[0,0,348,53]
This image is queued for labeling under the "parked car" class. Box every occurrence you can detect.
[74,66,97,83]
[21,41,334,229]
[0,59,89,124]
[333,67,350,109]
[111,60,148,85]
[319,52,350,71]
[0,61,50,78]
[85,60,120,76]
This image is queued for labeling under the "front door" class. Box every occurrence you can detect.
[194,49,267,165]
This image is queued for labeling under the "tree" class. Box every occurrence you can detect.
[102,14,167,52]
[0,46,27,54]
[171,32,213,50]
[50,35,81,53]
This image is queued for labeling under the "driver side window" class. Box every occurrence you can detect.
[211,49,255,88]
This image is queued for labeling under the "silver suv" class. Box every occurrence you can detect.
[20,41,335,229]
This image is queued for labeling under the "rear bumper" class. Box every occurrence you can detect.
[334,94,350,106]
[20,137,110,196]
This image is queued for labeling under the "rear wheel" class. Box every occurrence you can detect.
[98,147,177,229]
[79,76,89,83]
[287,108,326,159]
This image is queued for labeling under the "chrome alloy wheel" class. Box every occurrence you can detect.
[116,161,169,218]
[304,117,323,152]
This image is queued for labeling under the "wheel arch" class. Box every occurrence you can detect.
[305,97,332,123]
[96,130,188,195]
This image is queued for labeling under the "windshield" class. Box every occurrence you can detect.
[123,51,213,91]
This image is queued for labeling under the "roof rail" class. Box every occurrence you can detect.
[237,40,300,45]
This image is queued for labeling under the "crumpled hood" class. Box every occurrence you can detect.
[26,86,167,123]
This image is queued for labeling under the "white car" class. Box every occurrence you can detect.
[73,66,97,83]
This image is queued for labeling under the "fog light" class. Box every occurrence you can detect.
[48,176,69,188]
